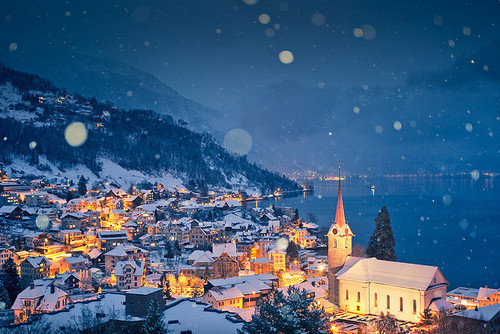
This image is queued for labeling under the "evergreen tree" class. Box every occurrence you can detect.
[1,258,22,308]
[164,242,174,259]
[366,206,397,261]
[78,176,87,196]
[158,273,172,300]
[286,240,299,261]
[0,280,10,307]
[294,208,299,221]
[238,285,329,334]
[142,299,166,334]
[173,240,181,258]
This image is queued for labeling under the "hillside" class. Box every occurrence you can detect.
[0,64,298,194]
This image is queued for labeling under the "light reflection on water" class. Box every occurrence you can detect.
[257,176,499,289]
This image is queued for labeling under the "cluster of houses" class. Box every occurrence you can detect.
[0,176,325,327]
[0,175,499,334]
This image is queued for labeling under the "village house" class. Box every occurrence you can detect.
[203,286,244,310]
[189,226,217,249]
[20,256,51,287]
[104,244,149,275]
[0,247,19,267]
[478,287,500,307]
[23,191,49,207]
[267,247,286,272]
[97,230,129,251]
[61,212,87,230]
[249,257,274,275]
[56,229,84,247]
[58,255,88,273]
[11,283,72,323]
[114,260,145,290]
[213,252,239,279]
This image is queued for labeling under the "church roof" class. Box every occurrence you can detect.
[336,257,448,291]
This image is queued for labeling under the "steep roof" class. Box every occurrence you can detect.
[24,256,51,268]
[104,244,148,257]
[477,287,499,301]
[336,257,448,290]
[209,286,244,301]
[11,284,69,312]
[212,243,238,258]
[114,260,145,276]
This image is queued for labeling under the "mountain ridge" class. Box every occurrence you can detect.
[0,63,298,195]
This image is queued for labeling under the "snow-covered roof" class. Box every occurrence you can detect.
[0,205,21,214]
[24,256,51,268]
[105,244,148,257]
[453,304,500,322]
[278,281,327,300]
[477,287,499,301]
[62,255,87,264]
[208,273,277,288]
[212,243,238,258]
[114,260,145,276]
[193,253,215,265]
[126,286,161,296]
[61,211,86,219]
[209,286,244,301]
[11,284,69,312]
[88,248,102,259]
[336,257,447,290]
[447,286,480,299]
[58,229,82,234]
[428,298,454,312]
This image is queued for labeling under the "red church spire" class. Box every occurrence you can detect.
[334,163,346,227]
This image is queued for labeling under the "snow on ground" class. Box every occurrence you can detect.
[2,156,185,191]
[0,83,23,110]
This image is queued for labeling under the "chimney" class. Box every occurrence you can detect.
[29,282,34,290]
[50,284,55,294]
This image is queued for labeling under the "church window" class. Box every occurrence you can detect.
[334,240,337,248]
[413,299,417,314]
[345,290,349,300]
[374,293,378,307]
[357,292,360,302]
[400,297,403,312]
[356,305,360,311]
[386,295,390,309]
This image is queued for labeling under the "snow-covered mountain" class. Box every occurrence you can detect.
[0,64,298,194]
[0,52,219,133]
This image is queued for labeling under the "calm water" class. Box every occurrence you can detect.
[259,176,500,289]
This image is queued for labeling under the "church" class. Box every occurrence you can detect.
[327,169,450,323]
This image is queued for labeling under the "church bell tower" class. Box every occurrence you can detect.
[327,165,354,305]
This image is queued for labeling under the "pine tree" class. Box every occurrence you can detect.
[366,206,397,261]
[286,240,299,261]
[0,280,10,307]
[142,299,166,334]
[78,176,87,196]
[238,285,329,334]
[164,242,174,259]
[158,273,172,300]
[1,258,22,308]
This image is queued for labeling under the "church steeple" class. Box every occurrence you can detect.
[334,164,346,228]
[327,163,354,305]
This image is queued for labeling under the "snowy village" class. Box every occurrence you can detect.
[0,171,497,334]
[1,0,499,333]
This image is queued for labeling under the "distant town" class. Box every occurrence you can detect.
[0,172,498,333]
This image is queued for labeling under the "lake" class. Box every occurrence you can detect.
[256,176,499,289]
